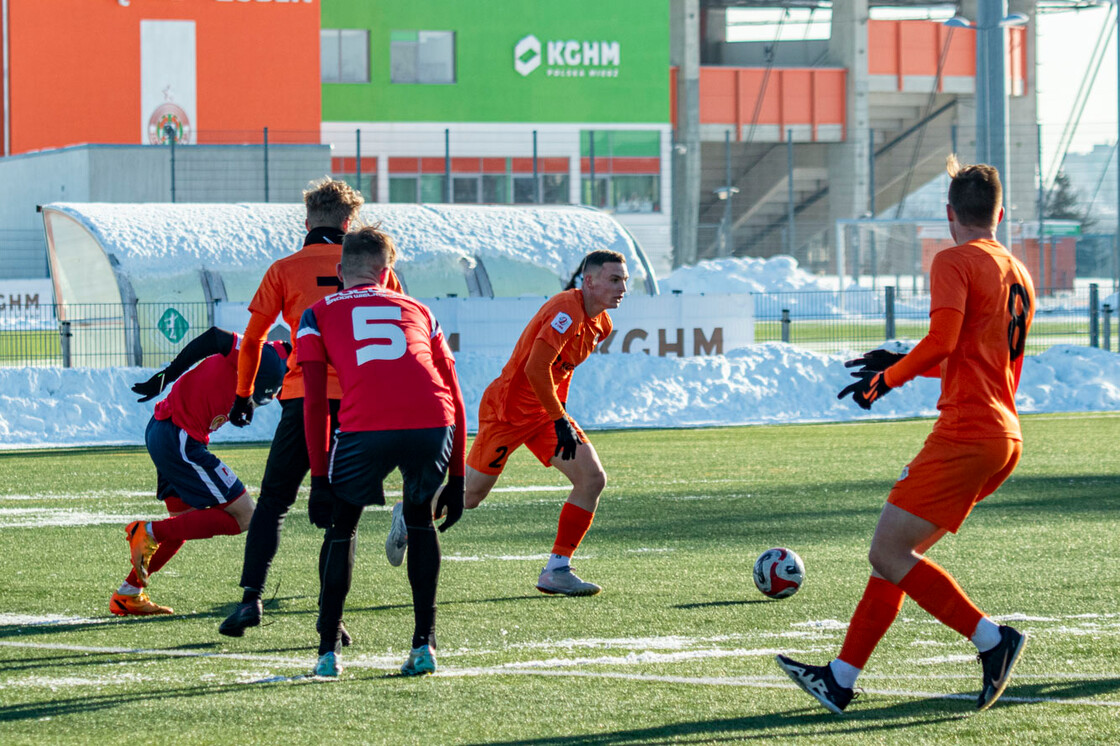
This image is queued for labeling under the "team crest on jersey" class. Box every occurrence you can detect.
[551,312,573,334]
[210,415,228,432]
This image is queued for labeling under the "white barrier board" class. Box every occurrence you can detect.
[216,293,753,359]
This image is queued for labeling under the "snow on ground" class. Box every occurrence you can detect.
[1,256,1117,449]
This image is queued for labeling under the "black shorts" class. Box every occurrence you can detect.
[329,426,454,508]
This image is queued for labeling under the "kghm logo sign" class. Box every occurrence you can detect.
[514,34,621,78]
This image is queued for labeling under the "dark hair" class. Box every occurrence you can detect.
[946,154,1002,228]
[564,250,626,290]
[341,223,397,277]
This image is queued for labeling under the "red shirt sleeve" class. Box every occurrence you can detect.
[297,307,330,477]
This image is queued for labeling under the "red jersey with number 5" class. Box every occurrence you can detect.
[296,285,455,432]
[929,238,1036,441]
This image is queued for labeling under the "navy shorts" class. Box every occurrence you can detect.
[329,426,453,508]
[145,417,247,510]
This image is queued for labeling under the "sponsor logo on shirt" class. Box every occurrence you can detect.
[551,312,573,334]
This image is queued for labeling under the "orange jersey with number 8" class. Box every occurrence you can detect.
[929,238,1035,441]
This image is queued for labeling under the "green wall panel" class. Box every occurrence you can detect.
[321,0,670,124]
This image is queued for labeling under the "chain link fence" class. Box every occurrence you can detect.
[2,288,1114,368]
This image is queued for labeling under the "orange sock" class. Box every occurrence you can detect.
[897,557,984,639]
[837,576,906,669]
[550,502,594,557]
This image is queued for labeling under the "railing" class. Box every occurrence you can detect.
[0,287,1114,368]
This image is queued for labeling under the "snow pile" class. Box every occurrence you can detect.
[1,344,1116,450]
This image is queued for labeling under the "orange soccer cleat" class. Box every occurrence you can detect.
[125,520,159,586]
[110,591,173,616]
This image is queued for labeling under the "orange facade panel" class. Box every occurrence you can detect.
[692,67,845,141]
[5,0,320,156]
[867,19,1024,94]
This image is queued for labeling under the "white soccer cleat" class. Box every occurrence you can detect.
[536,565,601,596]
[385,501,408,567]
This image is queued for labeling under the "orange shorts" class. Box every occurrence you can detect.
[466,415,589,475]
[888,432,1021,533]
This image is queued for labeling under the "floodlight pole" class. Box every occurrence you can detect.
[975,0,1012,250]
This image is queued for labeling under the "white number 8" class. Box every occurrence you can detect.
[353,306,406,364]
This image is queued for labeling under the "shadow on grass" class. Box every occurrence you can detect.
[465,676,1120,745]
[674,599,771,609]
[0,678,318,723]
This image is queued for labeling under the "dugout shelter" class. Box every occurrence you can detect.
[40,202,657,367]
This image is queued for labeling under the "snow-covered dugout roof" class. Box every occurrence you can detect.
[42,202,658,308]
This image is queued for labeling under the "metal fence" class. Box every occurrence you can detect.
[0,288,1114,368]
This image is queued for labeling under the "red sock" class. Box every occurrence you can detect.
[550,502,594,557]
[837,576,906,668]
[897,557,984,639]
[151,508,241,543]
[126,539,185,587]
[125,496,191,586]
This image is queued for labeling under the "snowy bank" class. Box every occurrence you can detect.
[1,344,1116,450]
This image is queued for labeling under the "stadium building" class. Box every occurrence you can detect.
[0,1,1065,285]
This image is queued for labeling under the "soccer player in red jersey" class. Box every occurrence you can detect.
[298,225,466,678]
[219,177,403,640]
[115,327,287,616]
[457,250,627,596]
[776,157,1036,713]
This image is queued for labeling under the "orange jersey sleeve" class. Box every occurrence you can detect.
[485,289,611,425]
[921,239,1036,441]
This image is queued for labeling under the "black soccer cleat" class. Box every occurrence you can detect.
[218,599,262,638]
[317,618,354,648]
[775,655,857,714]
[977,625,1028,711]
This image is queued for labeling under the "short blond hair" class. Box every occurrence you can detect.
[303,176,364,229]
[946,154,1002,228]
[341,223,398,277]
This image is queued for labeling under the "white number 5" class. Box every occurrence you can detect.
[353,306,406,364]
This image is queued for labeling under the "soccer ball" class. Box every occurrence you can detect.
[753,548,805,599]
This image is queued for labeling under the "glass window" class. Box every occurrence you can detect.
[513,177,538,204]
[541,174,570,204]
[581,178,609,209]
[391,30,455,84]
[420,174,447,202]
[482,174,510,203]
[321,29,369,84]
[453,177,479,203]
[389,177,417,203]
[612,175,660,213]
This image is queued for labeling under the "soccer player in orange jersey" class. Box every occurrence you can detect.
[456,250,627,596]
[219,177,403,640]
[776,157,1036,713]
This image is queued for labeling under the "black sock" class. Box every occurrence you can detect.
[242,588,261,605]
[406,523,440,650]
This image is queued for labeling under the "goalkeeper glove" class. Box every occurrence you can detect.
[838,370,892,410]
[553,417,580,461]
[131,371,170,402]
[436,475,464,533]
[844,348,905,373]
[228,395,254,427]
[308,476,335,529]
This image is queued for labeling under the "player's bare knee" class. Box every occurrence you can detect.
[225,493,255,532]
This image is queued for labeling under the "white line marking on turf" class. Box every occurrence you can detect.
[4,640,1120,708]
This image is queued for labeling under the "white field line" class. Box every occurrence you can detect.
[2,640,1120,709]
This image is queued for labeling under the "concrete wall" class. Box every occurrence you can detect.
[0,144,331,279]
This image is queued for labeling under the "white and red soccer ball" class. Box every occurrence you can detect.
[753,548,805,599]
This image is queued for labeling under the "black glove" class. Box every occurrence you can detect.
[838,370,893,410]
[553,417,580,461]
[844,348,905,373]
[228,395,254,428]
[436,475,464,533]
[132,371,170,402]
[308,476,335,529]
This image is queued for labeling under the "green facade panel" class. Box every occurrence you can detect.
[321,0,670,124]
